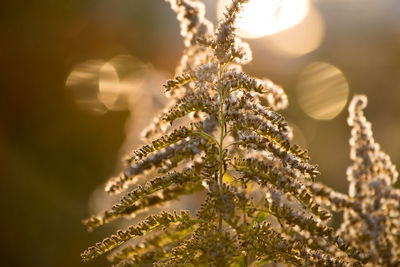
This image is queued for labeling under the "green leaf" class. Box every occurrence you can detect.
[230,255,246,267]
[255,211,268,223]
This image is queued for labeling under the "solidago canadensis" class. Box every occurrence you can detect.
[81,0,400,266]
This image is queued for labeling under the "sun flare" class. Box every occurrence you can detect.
[217,0,310,38]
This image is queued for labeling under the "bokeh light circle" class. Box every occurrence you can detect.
[98,62,121,110]
[66,55,153,113]
[296,62,350,120]
[65,60,108,114]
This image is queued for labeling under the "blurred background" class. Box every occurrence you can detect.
[1,0,400,266]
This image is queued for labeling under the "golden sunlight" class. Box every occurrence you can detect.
[265,4,325,57]
[217,0,310,38]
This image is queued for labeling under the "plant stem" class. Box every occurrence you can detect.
[217,64,225,232]
[243,208,249,266]
[218,97,225,186]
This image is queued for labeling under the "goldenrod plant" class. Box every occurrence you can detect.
[81,1,400,266]
[311,95,400,266]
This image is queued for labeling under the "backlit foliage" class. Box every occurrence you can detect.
[312,95,400,266]
[81,1,399,266]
